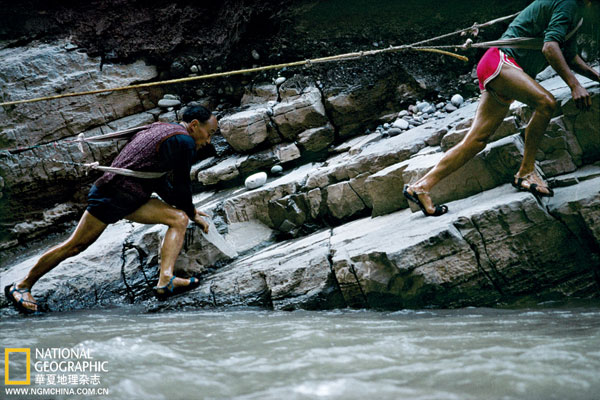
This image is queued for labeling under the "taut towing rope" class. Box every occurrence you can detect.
[0,11,525,108]
[1,10,533,178]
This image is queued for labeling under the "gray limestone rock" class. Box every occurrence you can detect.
[326,181,366,220]
[241,83,278,106]
[272,87,329,141]
[297,124,335,153]
[219,107,274,152]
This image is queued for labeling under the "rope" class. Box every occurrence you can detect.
[3,125,152,154]
[0,11,527,108]
[4,152,166,178]
[0,47,468,107]
[0,11,529,179]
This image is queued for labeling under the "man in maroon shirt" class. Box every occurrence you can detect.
[6,106,219,313]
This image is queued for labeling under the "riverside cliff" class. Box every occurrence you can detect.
[1,2,599,315]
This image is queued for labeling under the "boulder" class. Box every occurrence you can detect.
[0,40,159,149]
[403,134,523,212]
[158,229,345,311]
[272,87,329,141]
[365,163,409,217]
[326,181,366,220]
[331,185,598,309]
[240,83,278,106]
[219,107,275,152]
[196,155,247,186]
[562,89,600,164]
[222,163,316,226]
[0,40,160,228]
[440,116,519,151]
[297,124,335,153]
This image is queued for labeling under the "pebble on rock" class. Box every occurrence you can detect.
[245,172,268,189]
[423,105,436,114]
[271,165,283,175]
[451,94,464,107]
[416,102,430,112]
[392,119,409,130]
[275,77,286,85]
[158,99,181,108]
[190,65,199,73]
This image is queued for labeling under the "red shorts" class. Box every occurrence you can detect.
[476,47,523,103]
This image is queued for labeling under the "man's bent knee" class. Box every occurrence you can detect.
[170,209,190,230]
[536,93,558,117]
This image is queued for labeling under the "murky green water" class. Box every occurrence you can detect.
[2,306,600,400]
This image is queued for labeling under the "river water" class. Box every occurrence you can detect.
[2,305,600,400]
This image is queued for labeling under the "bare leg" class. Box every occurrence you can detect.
[407,63,558,213]
[11,211,107,311]
[407,91,509,214]
[487,65,557,194]
[125,198,193,291]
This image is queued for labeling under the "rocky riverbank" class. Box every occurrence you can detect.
[1,1,599,315]
[1,67,598,315]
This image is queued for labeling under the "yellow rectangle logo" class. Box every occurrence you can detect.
[4,348,31,385]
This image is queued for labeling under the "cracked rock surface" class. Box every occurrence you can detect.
[1,62,599,314]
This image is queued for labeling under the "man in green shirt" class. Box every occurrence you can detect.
[404,0,599,216]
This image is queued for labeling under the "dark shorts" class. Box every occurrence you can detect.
[86,185,147,224]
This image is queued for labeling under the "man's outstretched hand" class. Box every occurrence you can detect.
[194,209,210,233]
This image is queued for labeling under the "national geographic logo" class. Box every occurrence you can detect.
[4,347,110,397]
[4,348,31,385]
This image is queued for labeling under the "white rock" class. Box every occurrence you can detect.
[275,77,286,85]
[271,165,283,175]
[190,65,199,73]
[392,119,409,130]
[245,172,268,189]
[451,94,464,107]
[158,99,181,108]
[416,101,430,112]
[398,110,409,117]
[251,50,260,60]
[163,94,178,100]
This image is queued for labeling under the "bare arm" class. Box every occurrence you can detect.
[542,41,591,109]
[569,54,600,83]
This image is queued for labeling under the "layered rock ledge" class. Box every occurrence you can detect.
[1,69,598,314]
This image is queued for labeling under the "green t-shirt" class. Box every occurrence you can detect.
[500,0,581,77]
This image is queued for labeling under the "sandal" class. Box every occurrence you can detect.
[403,185,449,217]
[512,172,554,197]
[4,284,38,314]
[152,276,201,301]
